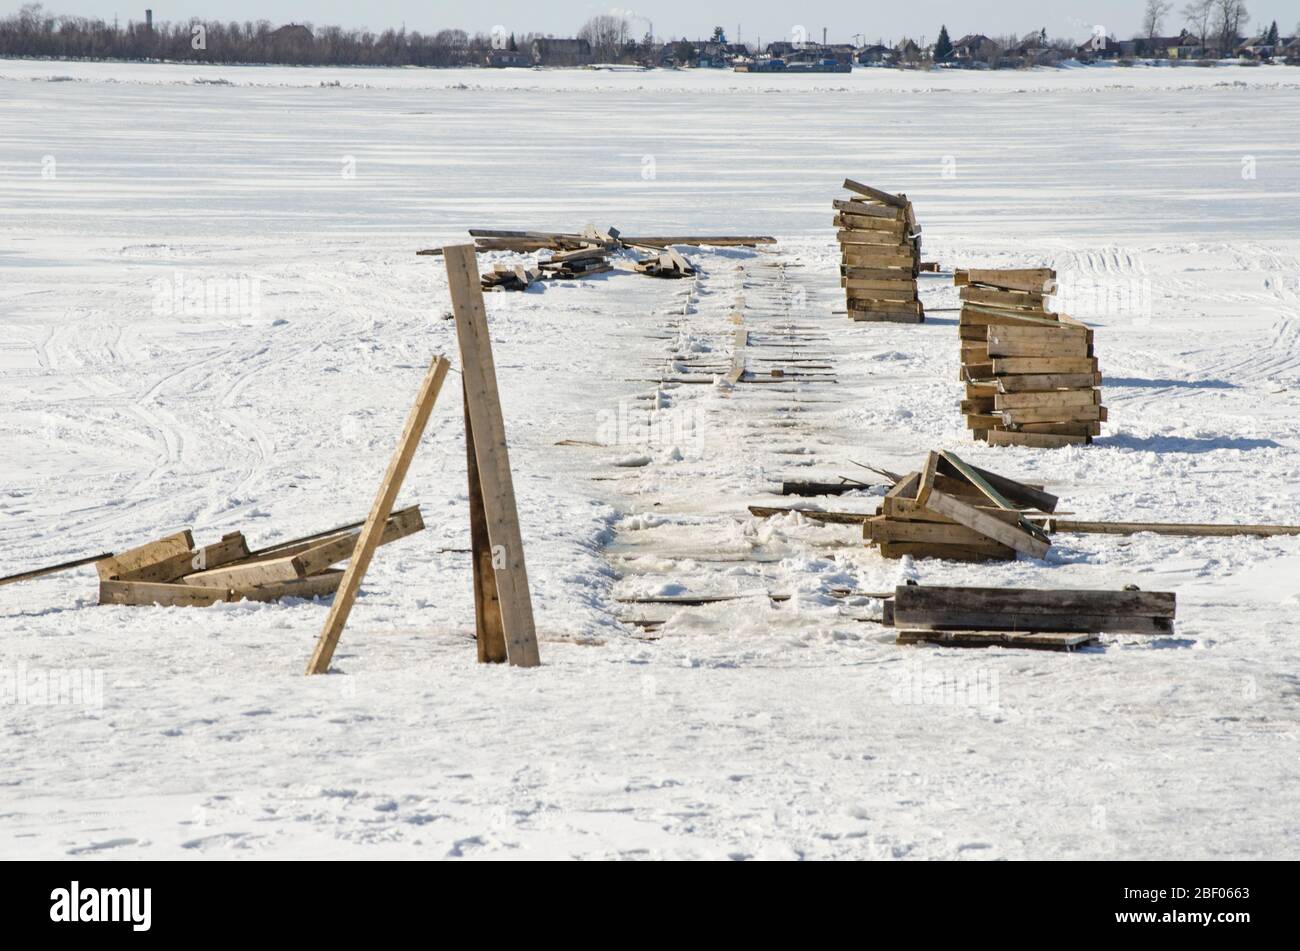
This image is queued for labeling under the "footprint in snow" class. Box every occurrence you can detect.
[67,837,139,855]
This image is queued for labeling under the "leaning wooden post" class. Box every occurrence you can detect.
[443,245,541,668]
[465,380,507,663]
[305,355,450,675]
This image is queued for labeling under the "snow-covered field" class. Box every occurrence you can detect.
[2,62,1298,860]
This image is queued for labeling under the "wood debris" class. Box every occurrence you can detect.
[835,178,924,324]
[956,267,1108,447]
[480,262,542,292]
[863,451,1056,562]
[93,506,424,607]
[632,245,695,278]
[885,583,1177,650]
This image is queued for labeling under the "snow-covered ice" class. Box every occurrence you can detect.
[1,62,1298,859]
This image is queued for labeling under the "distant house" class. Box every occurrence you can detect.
[270,24,313,44]
[765,41,797,58]
[531,38,593,67]
[895,38,924,63]
[1076,35,1122,60]
[947,34,995,63]
[1236,35,1296,60]
[856,44,894,66]
[696,41,747,68]
[1136,30,1201,59]
[485,49,531,68]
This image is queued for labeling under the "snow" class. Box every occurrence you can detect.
[1,62,1299,859]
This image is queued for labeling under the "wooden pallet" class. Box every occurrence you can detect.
[836,178,924,324]
[863,451,1055,562]
[955,268,1106,445]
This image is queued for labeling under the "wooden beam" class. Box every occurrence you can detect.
[305,355,451,675]
[465,382,507,664]
[1043,519,1300,538]
[1,552,113,588]
[95,531,194,581]
[923,490,1051,559]
[444,244,541,669]
[841,178,908,208]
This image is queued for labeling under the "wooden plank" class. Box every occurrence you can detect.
[992,356,1098,376]
[894,584,1175,619]
[897,629,1097,650]
[866,518,996,546]
[878,541,1017,562]
[842,267,914,282]
[995,389,1099,410]
[841,179,908,207]
[935,453,1058,513]
[955,268,1056,293]
[95,531,194,581]
[997,373,1101,392]
[987,337,1091,359]
[618,235,777,248]
[1017,421,1101,437]
[305,354,451,675]
[923,489,1050,559]
[126,532,251,585]
[959,286,1048,310]
[960,305,1061,328]
[1000,405,1102,425]
[842,278,918,293]
[749,506,871,525]
[842,249,916,268]
[99,579,230,608]
[988,429,1090,448]
[882,496,1022,524]
[915,452,940,507]
[466,383,506,663]
[896,612,1173,635]
[782,481,874,497]
[1,552,114,588]
[234,570,344,604]
[1044,519,1300,538]
[444,245,541,669]
[833,202,902,222]
[848,298,922,316]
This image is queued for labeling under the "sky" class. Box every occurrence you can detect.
[14,1,1299,44]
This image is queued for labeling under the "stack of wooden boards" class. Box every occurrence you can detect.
[481,262,542,292]
[538,244,613,280]
[835,178,923,324]
[884,583,1177,651]
[957,267,1107,447]
[96,506,424,607]
[864,451,1056,562]
[633,246,695,279]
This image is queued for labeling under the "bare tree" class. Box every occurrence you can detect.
[1144,0,1174,38]
[1182,0,1215,48]
[578,14,629,62]
[1211,0,1249,54]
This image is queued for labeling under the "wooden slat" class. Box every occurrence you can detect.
[935,453,1058,513]
[305,355,451,675]
[841,178,908,208]
[444,245,541,669]
[1,552,114,588]
[955,268,1056,293]
[95,531,194,581]
[923,490,1051,559]
[894,584,1175,619]
[99,579,230,608]
[1044,519,1300,538]
[234,570,344,604]
[897,629,1097,650]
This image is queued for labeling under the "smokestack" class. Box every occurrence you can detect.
[823,27,827,46]
[146,9,153,32]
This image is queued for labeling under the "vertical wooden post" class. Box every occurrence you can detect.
[465,382,507,663]
[305,355,450,675]
[444,245,541,668]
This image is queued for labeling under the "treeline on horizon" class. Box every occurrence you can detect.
[0,4,532,66]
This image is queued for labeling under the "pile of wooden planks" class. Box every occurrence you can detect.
[885,583,1177,651]
[481,262,542,292]
[538,244,613,280]
[835,179,923,324]
[419,227,775,257]
[96,506,424,607]
[863,451,1056,562]
[633,246,695,279]
[958,267,1107,447]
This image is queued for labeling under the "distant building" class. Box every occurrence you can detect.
[696,41,747,68]
[270,24,313,44]
[1136,30,1201,59]
[1076,35,1122,60]
[485,49,531,68]
[531,38,593,67]
[855,44,894,66]
[946,34,995,63]
[1236,35,1296,60]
